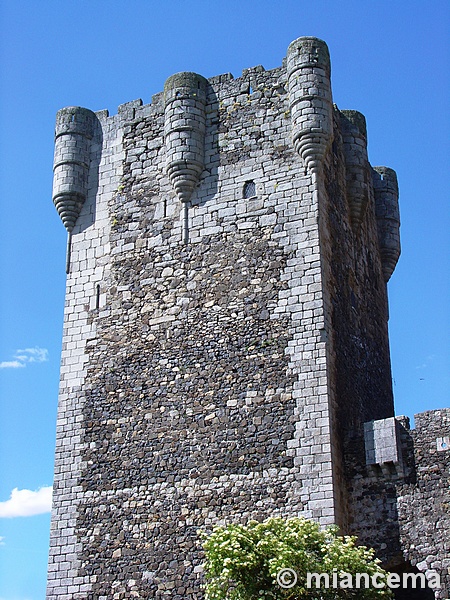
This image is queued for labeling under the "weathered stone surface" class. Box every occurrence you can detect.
[47,36,447,600]
[346,410,450,598]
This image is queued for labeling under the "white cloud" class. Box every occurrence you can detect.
[0,536,5,545]
[0,347,48,369]
[15,347,48,364]
[0,486,53,518]
[0,361,25,369]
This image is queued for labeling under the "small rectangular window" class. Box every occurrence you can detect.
[243,181,256,199]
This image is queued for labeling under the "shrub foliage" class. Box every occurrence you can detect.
[202,517,393,599]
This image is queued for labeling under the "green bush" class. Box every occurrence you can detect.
[201,517,393,599]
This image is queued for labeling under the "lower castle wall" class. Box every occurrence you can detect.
[398,409,450,598]
[347,409,450,598]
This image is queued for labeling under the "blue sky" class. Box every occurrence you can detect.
[0,1,448,598]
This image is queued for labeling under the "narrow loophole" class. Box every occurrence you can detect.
[96,285,100,310]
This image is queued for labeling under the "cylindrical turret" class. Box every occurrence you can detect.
[52,107,96,232]
[164,72,207,203]
[372,167,401,282]
[340,110,370,228]
[287,37,333,174]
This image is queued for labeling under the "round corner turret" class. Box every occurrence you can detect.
[373,166,398,192]
[55,106,96,140]
[340,109,367,140]
[372,166,401,282]
[340,110,370,227]
[164,72,208,104]
[287,36,331,76]
[53,106,96,234]
[164,72,208,205]
[286,37,333,174]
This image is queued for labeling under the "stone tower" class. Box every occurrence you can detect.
[47,37,449,599]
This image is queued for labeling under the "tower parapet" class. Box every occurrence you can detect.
[52,106,96,232]
[287,36,333,174]
[164,72,208,204]
[52,106,97,272]
[340,110,370,228]
[372,166,401,282]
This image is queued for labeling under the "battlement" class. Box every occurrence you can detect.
[53,37,401,285]
[87,63,285,124]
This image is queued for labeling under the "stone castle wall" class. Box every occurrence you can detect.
[398,410,450,597]
[346,409,450,597]
[47,106,121,597]
[45,37,450,600]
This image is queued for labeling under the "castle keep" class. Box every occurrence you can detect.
[47,37,449,598]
